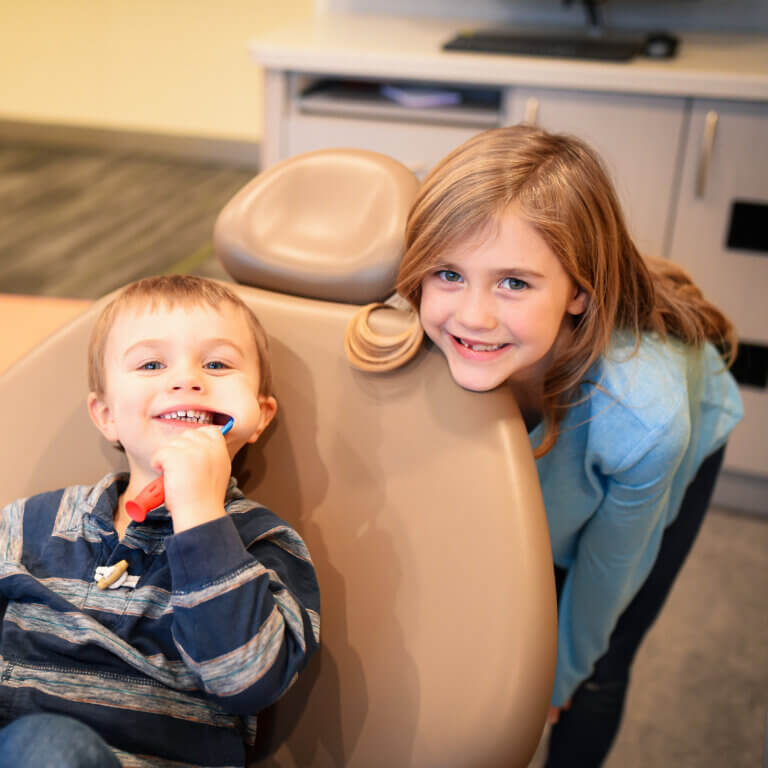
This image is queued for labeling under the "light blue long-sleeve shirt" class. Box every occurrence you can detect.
[530,333,742,707]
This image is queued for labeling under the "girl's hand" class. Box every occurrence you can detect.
[547,700,572,725]
[152,426,231,533]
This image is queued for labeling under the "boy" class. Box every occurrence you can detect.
[0,276,320,767]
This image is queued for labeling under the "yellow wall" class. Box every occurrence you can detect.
[0,0,314,141]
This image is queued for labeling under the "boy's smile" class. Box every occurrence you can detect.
[154,407,231,427]
[88,301,276,490]
[419,206,586,397]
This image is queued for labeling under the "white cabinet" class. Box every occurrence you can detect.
[668,100,768,344]
[272,77,688,261]
[667,100,768,478]
[270,73,504,177]
[507,87,686,261]
[284,110,493,177]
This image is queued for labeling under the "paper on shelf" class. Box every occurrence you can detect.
[380,84,462,108]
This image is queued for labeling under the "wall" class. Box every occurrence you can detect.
[2,0,764,148]
[0,0,314,143]
[323,0,768,33]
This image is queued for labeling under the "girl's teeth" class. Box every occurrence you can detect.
[459,339,505,352]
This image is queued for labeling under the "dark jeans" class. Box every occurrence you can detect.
[0,714,121,768]
[545,446,726,768]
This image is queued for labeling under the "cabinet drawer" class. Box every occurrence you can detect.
[285,113,495,176]
[507,87,686,261]
[725,388,768,477]
[668,100,768,346]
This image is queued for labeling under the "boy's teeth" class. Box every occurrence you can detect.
[161,409,213,424]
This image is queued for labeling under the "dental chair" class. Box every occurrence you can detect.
[0,148,556,767]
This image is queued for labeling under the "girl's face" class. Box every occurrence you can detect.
[419,207,587,394]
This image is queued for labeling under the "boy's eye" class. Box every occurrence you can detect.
[139,360,164,371]
[500,277,528,291]
[204,361,230,370]
[436,269,463,283]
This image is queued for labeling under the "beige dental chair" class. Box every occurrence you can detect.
[0,148,556,768]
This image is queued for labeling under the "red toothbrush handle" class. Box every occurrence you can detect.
[125,476,165,522]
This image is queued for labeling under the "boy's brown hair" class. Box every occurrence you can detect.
[88,275,273,397]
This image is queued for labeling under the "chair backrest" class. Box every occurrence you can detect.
[0,149,556,768]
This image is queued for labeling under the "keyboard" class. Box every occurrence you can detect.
[443,30,644,62]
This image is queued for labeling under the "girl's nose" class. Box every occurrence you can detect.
[456,289,497,330]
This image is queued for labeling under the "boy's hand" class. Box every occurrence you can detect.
[152,426,231,533]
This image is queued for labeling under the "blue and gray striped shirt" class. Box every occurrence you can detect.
[0,472,320,767]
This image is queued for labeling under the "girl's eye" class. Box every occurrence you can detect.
[436,269,463,283]
[139,361,164,371]
[204,361,229,370]
[500,277,528,291]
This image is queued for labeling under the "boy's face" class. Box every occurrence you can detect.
[88,301,276,482]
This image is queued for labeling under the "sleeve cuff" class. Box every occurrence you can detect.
[166,516,250,589]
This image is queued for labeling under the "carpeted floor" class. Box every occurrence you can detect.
[0,142,246,298]
[2,140,767,768]
[529,507,768,768]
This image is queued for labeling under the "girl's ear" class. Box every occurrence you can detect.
[246,396,278,444]
[88,392,119,443]
[567,287,588,316]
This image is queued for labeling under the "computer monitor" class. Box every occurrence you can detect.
[443,0,679,61]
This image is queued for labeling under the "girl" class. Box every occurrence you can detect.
[346,125,743,767]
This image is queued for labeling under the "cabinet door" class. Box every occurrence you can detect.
[508,88,686,261]
[285,112,494,178]
[668,100,768,478]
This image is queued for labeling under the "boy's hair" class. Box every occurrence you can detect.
[396,124,736,457]
[88,275,273,398]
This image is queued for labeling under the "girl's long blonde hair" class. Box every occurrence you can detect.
[395,125,736,457]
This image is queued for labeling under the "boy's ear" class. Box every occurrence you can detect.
[87,392,119,443]
[567,287,588,316]
[246,396,278,444]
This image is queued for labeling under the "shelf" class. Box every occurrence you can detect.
[297,79,502,129]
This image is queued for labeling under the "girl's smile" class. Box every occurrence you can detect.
[449,334,512,360]
[419,206,586,397]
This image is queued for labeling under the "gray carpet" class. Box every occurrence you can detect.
[2,141,766,768]
[0,142,246,297]
[530,507,768,768]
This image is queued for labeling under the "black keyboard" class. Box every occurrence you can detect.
[443,30,644,62]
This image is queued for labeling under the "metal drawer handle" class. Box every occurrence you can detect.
[696,110,718,199]
[524,97,540,126]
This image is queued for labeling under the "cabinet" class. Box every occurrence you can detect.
[668,100,768,479]
[267,75,686,260]
[507,87,685,260]
[281,75,504,177]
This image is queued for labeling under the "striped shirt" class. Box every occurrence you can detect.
[0,473,320,767]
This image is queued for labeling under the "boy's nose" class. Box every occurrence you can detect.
[456,290,497,330]
[172,382,202,391]
[170,366,204,392]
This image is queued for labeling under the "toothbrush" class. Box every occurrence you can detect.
[125,417,234,522]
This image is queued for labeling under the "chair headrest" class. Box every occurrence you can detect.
[214,149,420,304]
